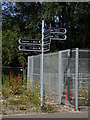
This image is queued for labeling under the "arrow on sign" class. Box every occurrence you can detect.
[43,39,51,45]
[43,44,50,52]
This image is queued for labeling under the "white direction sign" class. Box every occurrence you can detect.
[44,28,67,41]
[18,44,50,52]
[50,34,67,40]
[18,45,40,51]
[19,38,41,45]
[51,28,67,34]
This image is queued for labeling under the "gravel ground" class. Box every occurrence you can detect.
[2,102,88,116]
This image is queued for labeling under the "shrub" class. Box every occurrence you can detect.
[3,73,23,96]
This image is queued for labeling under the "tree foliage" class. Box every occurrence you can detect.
[2,2,90,67]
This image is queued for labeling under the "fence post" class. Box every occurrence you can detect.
[75,48,79,111]
[67,49,71,105]
[58,51,62,104]
[27,56,30,92]
[31,56,33,91]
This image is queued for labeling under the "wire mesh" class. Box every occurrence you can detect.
[27,49,89,109]
[28,51,70,104]
[27,55,41,90]
[43,52,59,103]
[60,50,69,104]
[60,50,76,107]
[33,55,41,84]
[78,50,89,107]
[69,50,76,106]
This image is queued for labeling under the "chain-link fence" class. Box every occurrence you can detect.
[27,55,41,91]
[27,48,89,110]
[78,50,89,108]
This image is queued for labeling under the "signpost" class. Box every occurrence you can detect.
[18,20,67,108]
[41,20,44,108]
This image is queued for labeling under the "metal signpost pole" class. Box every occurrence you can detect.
[41,20,44,108]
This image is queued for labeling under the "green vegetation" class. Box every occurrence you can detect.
[2,73,60,115]
[2,73,88,115]
[78,83,88,106]
[2,2,90,67]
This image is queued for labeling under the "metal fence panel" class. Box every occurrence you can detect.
[27,55,41,91]
[78,50,89,108]
[27,48,89,110]
[43,52,59,103]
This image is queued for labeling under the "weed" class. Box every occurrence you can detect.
[19,105,26,110]
[2,110,7,115]
[42,103,58,113]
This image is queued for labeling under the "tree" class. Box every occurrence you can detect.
[2,2,90,67]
